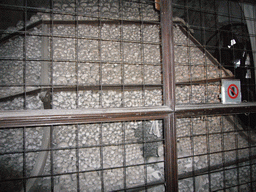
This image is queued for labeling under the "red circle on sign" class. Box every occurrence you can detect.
[227,84,239,99]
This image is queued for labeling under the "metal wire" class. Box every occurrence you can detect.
[1,0,256,191]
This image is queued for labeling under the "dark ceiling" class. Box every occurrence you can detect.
[0,0,50,33]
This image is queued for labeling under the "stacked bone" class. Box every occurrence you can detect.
[173,24,233,104]
[177,116,256,191]
[51,22,162,109]
[0,26,43,109]
[2,0,254,192]
[0,4,162,110]
[50,121,164,191]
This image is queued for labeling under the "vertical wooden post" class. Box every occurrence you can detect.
[161,0,175,110]
[161,0,178,191]
[164,114,178,191]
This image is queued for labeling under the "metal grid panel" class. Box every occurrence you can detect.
[177,114,256,191]
[0,1,169,191]
[173,0,256,191]
[0,0,163,110]
[1,0,256,191]
[0,120,165,191]
[173,0,256,105]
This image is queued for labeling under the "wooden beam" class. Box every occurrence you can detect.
[164,113,178,192]
[0,106,173,128]
[161,0,178,191]
[161,0,175,110]
[176,102,256,117]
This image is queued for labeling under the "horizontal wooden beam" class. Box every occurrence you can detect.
[0,106,172,128]
[1,103,256,128]
[176,76,234,85]
[176,102,256,117]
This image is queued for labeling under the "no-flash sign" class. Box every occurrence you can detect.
[227,84,239,99]
[221,79,241,104]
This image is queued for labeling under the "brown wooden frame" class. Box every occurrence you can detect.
[1,0,256,191]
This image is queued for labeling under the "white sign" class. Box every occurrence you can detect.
[221,79,241,104]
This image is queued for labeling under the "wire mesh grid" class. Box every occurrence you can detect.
[0,0,162,110]
[1,0,256,191]
[173,0,256,191]
[0,120,165,191]
[0,1,167,191]
[173,0,256,105]
[177,114,256,191]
